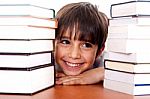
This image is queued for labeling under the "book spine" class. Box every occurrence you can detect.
[49,8,55,18]
[0,63,53,71]
[110,1,150,18]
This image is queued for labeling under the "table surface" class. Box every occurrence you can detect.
[0,82,150,99]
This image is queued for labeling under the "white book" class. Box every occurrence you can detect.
[0,16,57,28]
[105,69,150,84]
[0,52,52,68]
[104,60,150,73]
[104,51,150,63]
[111,1,150,18]
[107,38,150,53]
[0,4,54,18]
[108,25,150,39]
[0,65,54,94]
[0,26,55,39]
[0,0,53,8]
[0,40,53,53]
[104,79,150,95]
[109,16,150,26]
[110,0,150,5]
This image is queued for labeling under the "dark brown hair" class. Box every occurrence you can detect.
[56,2,108,55]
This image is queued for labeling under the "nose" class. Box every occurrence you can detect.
[68,45,81,59]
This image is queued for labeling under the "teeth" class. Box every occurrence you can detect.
[66,62,80,67]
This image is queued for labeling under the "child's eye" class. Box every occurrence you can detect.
[82,42,93,48]
[60,39,70,45]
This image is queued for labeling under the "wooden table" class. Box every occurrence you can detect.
[0,82,150,99]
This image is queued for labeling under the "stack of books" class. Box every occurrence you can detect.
[103,0,150,95]
[0,1,57,95]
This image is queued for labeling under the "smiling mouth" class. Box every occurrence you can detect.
[64,61,83,73]
[62,61,85,74]
[66,61,82,67]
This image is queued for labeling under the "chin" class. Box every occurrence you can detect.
[64,71,81,76]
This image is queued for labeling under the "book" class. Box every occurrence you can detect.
[105,69,150,84]
[104,79,150,95]
[108,25,150,39]
[110,1,150,18]
[104,59,150,73]
[0,64,55,94]
[0,40,54,53]
[0,52,53,68]
[111,0,150,4]
[0,4,55,18]
[109,16,150,26]
[0,16,57,28]
[107,38,150,53]
[104,51,150,63]
[0,25,55,39]
[0,0,54,9]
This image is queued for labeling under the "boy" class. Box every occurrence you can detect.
[54,2,108,85]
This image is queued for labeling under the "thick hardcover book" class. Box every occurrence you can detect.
[107,38,150,53]
[109,16,150,26]
[110,1,150,18]
[0,52,53,68]
[0,0,55,11]
[105,69,150,84]
[104,79,150,95]
[104,51,150,63]
[0,4,55,18]
[0,16,57,28]
[108,25,150,39]
[104,59,150,73]
[0,25,55,39]
[0,64,55,94]
[0,39,54,53]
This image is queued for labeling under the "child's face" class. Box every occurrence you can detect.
[55,31,98,76]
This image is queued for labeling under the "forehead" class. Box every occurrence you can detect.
[60,27,79,39]
[56,24,98,44]
[60,27,92,42]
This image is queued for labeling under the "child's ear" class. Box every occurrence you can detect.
[96,45,105,58]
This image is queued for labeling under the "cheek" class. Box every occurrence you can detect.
[55,45,61,58]
[83,50,97,65]
[54,45,67,59]
[86,54,96,64]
